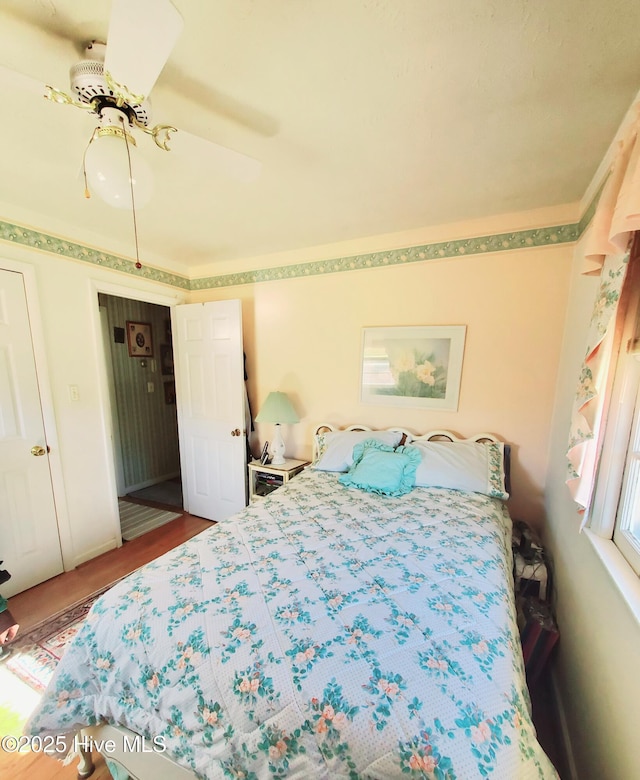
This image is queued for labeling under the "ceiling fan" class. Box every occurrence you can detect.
[5,0,262,210]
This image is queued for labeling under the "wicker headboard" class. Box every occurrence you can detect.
[312,423,501,462]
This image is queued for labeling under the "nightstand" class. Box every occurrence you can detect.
[514,551,549,601]
[511,520,551,602]
[511,520,559,683]
[248,459,309,502]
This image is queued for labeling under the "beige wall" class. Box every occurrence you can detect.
[544,243,640,779]
[191,242,573,528]
[0,209,572,568]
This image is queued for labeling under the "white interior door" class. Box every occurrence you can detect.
[172,300,247,521]
[0,269,63,597]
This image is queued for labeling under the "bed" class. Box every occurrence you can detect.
[27,425,558,779]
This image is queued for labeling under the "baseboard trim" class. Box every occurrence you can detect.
[550,667,578,780]
[71,538,119,568]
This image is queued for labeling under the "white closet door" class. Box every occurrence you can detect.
[0,269,63,596]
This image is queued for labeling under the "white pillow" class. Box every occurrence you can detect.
[312,430,403,472]
[410,440,509,500]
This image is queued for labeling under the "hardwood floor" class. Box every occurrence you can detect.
[0,512,211,780]
[7,513,211,632]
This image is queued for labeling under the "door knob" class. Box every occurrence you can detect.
[231,428,241,437]
[31,445,47,456]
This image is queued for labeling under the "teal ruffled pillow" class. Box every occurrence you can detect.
[339,439,421,496]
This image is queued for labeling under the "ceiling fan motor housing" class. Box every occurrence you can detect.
[70,45,151,126]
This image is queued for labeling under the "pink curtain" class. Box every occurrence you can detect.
[566,110,640,513]
[584,110,640,271]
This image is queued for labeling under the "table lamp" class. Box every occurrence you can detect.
[255,391,299,465]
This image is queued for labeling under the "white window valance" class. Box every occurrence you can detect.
[566,110,640,514]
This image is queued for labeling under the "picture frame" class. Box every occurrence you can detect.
[126,321,153,358]
[160,343,174,376]
[360,325,466,410]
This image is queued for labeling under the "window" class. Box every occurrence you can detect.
[590,261,640,575]
[612,352,640,574]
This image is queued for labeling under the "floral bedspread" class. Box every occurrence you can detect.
[28,470,557,779]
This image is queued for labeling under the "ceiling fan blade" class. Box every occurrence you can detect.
[161,63,280,139]
[167,130,262,184]
[104,0,183,101]
[0,63,48,99]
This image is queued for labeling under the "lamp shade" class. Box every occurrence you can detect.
[84,107,153,209]
[255,392,299,424]
[85,131,153,209]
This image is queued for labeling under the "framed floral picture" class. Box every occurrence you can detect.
[360,325,466,410]
[126,321,153,358]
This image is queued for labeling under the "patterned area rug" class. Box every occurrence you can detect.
[118,499,182,541]
[4,584,114,693]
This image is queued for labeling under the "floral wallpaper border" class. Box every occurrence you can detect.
[1,211,591,292]
[0,221,190,290]
[191,223,580,290]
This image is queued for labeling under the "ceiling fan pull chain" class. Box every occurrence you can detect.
[121,116,143,270]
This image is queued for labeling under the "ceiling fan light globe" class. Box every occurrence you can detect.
[84,133,153,209]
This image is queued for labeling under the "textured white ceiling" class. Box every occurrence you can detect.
[0,0,639,276]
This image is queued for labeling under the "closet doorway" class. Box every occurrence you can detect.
[99,293,183,524]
